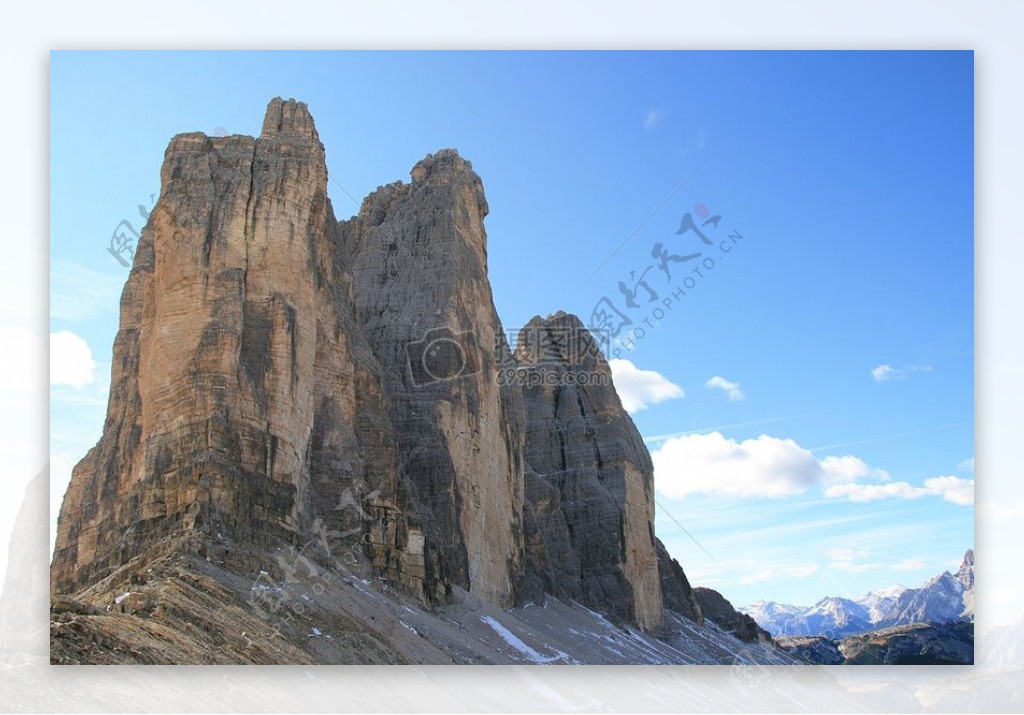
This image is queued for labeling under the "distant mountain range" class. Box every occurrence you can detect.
[742,549,974,639]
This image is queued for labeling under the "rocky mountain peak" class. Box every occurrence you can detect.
[957,549,974,590]
[693,588,769,642]
[407,149,489,223]
[744,550,974,639]
[513,312,606,369]
[260,97,320,142]
[49,98,719,663]
[341,138,523,609]
[410,147,471,180]
[514,310,663,630]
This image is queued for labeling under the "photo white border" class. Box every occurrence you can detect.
[4,1,1020,710]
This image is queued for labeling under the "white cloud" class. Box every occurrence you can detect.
[871,363,932,383]
[788,562,821,579]
[828,548,927,574]
[705,375,744,401]
[958,457,974,472]
[50,261,126,321]
[826,548,878,573]
[643,107,667,130]
[871,364,896,382]
[653,430,970,510]
[651,431,887,499]
[824,481,928,503]
[608,359,684,413]
[50,331,96,388]
[826,548,872,562]
[923,475,975,506]
[818,454,890,484]
[891,558,926,572]
[825,475,973,506]
[738,561,821,585]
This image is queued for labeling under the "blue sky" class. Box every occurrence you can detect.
[50,51,973,609]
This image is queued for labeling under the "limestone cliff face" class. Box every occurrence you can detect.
[52,98,699,637]
[655,538,704,627]
[514,313,663,631]
[340,150,525,609]
[51,99,421,598]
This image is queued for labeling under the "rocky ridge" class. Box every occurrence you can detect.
[742,549,975,639]
[49,98,759,663]
[776,621,974,665]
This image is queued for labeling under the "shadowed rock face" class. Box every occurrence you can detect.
[514,313,663,631]
[340,150,524,609]
[51,98,700,645]
[957,548,974,618]
[773,636,845,665]
[840,621,974,665]
[655,538,703,626]
[694,587,770,642]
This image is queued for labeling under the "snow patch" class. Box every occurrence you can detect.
[480,616,560,664]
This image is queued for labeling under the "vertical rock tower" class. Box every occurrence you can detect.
[51,99,416,595]
[52,98,694,635]
[515,313,663,631]
[341,149,525,608]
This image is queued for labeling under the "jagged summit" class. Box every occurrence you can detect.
[49,98,755,664]
[957,548,974,590]
[520,310,576,330]
[260,97,320,140]
[514,312,602,366]
[410,148,477,182]
[356,148,488,244]
[743,550,975,639]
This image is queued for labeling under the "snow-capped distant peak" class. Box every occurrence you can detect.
[855,583,907,606]
[923,570,963,592]
[742,550,972,638]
